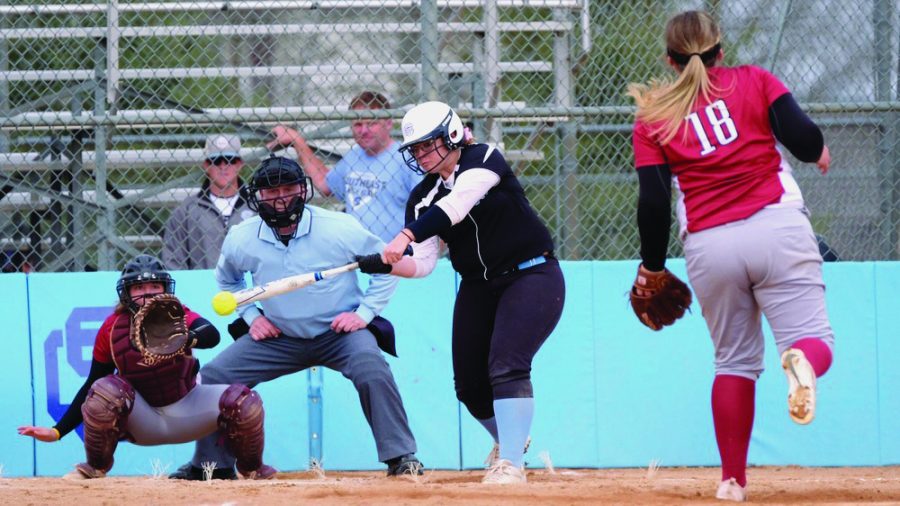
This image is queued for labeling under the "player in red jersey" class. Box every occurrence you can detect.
[628,10,834,502]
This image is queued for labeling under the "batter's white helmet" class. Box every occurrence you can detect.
[400,101,465,152]
[398,101,465,174]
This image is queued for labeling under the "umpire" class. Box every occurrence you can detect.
[170,155,422,480]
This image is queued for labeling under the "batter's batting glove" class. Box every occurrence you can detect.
[355,254,393,274]
[630,264,692,330]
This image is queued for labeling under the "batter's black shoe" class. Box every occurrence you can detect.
[385,454,423,476]
[168,461,238,480]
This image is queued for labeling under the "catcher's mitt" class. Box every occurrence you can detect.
[630,264,692,330]
[130,293,189,364]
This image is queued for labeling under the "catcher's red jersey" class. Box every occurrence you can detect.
[93,306,201,363]
[633,65,803,234]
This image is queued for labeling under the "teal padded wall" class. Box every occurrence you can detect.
[5,261,898,475]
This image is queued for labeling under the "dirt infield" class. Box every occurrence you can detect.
[1,466,898,505]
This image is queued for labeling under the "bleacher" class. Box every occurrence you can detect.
[0,0,586,270]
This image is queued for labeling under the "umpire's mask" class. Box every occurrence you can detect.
[246,155,313,244]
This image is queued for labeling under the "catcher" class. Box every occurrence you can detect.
[18,254,276,480]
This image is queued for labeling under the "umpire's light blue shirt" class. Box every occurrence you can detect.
[215,205,398,338]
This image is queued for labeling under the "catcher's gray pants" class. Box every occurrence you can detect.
[127,384,230,445]
[684,206,835,380]
[191,327,417,467]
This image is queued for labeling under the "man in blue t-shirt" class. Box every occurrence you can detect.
[269,91,421,242]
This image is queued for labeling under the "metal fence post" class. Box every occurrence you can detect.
[895,2,900,260]
[483,0,502,145]
[68,89,86,271]
[765,0,793,71]
[420,0,440,101]
[107,0,119,107]
[554,8,578,259]
[874,0,897,259]
[0,0,8,154]
[308,366,324,466]
[93,36,113,270]
[471,38,486,140]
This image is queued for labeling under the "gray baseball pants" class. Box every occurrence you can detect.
[190,327,417,467]
[684,207,835,380]
[127,384,230,445]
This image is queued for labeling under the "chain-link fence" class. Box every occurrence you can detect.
[1,0,898,272]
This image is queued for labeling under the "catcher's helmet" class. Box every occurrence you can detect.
[245,154,313,242]
[116,254,175,312]
[398,101,465,174]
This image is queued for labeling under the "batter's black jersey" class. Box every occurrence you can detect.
[405,143,554,281]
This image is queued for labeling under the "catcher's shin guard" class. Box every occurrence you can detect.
[80,374,135,472]
[218,384,269,477]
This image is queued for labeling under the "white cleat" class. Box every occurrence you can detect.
[484,436,531,468]
[62,470,88,481]
[62,463,106,480]
[781,348,817,425]
[482,459,527,484]
[715,478,747,502]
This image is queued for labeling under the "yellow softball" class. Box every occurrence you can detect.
[211,291,237,316]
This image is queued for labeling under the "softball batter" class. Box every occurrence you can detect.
[357,101,565,484]
[627,10,835,502]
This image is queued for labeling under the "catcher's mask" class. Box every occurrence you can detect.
[246,154,313,242]
[398,101,465,175]
[116,254,175,313]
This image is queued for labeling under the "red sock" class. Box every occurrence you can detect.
[712,375,755,488]
[790,337,833,377]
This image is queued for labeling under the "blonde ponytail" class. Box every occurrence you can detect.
[627,11,725,145]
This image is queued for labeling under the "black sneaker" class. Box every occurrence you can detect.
[385,454,423,476]
[168,461,238,480]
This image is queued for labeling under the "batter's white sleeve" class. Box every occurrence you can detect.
[410,236,441,278]
[434,168,501,225]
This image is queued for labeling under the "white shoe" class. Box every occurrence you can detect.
[781,348,817,424]
[482,459,526,484]
[715,478,747,502]
[484,436,532,468]
[63,463,106,480]
[62,470,88,481]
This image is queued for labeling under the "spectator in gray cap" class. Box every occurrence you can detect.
[163,134,254,270]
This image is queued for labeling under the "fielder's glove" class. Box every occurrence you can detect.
[355,254,393,274]
[630,264,692,330]
[130,293,189,364]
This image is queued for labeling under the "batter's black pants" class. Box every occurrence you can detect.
[452,259,565,420]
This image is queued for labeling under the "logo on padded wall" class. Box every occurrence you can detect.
[43,307,113,440]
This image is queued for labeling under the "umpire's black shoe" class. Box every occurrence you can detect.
[385,454,424,476]
[168,462,238,480]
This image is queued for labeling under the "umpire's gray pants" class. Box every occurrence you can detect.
[191,328,417,467]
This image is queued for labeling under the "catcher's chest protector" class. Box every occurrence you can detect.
[109,312,197,407]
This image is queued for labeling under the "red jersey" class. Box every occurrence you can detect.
[633,65,803,234]
[92,306,202,363]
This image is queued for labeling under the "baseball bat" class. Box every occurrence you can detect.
[211,246,413,316]
[214,262,359,315]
